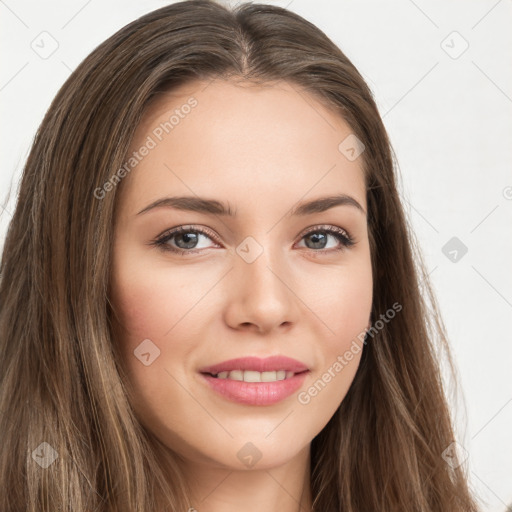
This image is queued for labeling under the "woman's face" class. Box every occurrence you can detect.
[109,79,372,472]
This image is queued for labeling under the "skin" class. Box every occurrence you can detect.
[109,78,373,512]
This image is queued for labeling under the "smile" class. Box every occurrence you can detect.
[198,355,310,405]
[211,370,297,382]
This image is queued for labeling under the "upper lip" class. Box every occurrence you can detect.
[199,356,309,375]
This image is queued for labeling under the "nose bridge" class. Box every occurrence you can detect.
[235,232,286,297]
[226,232,297,331]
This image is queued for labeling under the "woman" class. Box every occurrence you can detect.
[0,1,479,510]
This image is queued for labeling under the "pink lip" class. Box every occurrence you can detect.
[198,356,310,406]
[200,372,309,406]
[198,355,309,375]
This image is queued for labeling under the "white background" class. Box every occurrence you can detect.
[1,1,511,510]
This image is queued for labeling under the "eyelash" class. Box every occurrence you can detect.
[150,224,355,256]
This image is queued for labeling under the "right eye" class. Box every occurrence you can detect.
[151,225,221,255]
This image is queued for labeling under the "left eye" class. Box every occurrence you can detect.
[151,225,354,255]
[298,227,354,251]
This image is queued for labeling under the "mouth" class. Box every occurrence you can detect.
[198,355,310,406]
[203,369,308,382]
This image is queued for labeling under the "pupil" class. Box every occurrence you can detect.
[177,232,198,249]
[308,232,326,249]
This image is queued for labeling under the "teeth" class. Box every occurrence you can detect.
[214,370,296,382]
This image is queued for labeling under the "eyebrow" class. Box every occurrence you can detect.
[136,193,366,217]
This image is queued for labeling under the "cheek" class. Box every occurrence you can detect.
[310,255,373,343]
[112,279,171,341]
[109,255,199,417]
[110,252,202,346]
[303,256,372,399]
[109,248,219,402]
[296,278,370,419]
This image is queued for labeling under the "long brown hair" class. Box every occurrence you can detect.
[0,1,479,510]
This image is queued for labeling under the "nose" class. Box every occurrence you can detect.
[223,241,300,334]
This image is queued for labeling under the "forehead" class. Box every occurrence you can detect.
[120,79,366,214]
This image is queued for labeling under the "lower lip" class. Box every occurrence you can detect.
[200,371,309,406]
